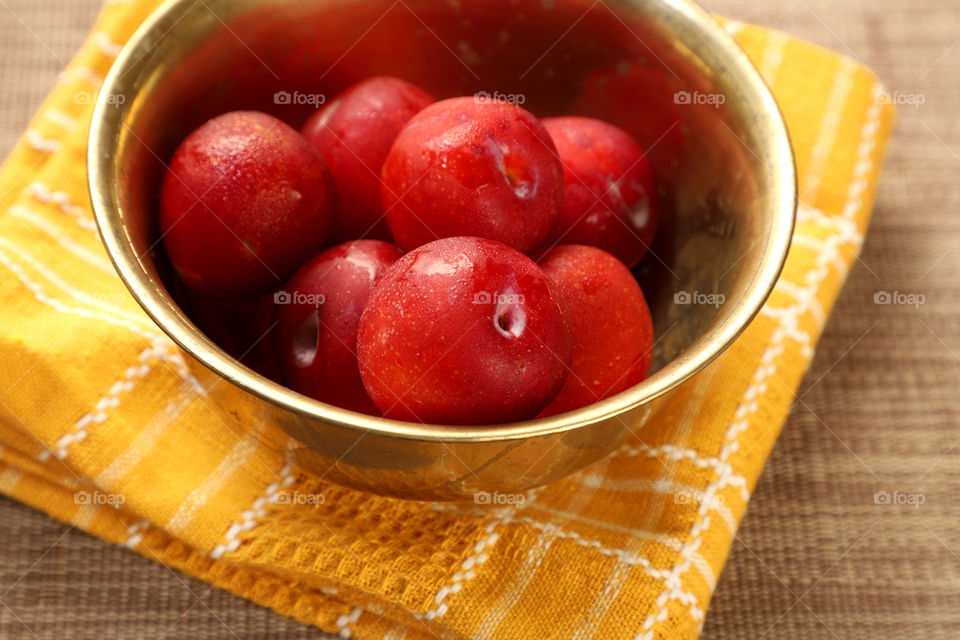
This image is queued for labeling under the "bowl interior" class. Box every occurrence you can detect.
[91,0,795,439]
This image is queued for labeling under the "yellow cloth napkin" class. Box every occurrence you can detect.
[0,2,894,638]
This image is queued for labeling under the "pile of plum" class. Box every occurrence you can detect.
[159,77,657,425]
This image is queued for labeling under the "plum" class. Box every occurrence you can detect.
[381,97,563,253]
[302,76,434,241]
[357,236,572,424]
[538,116,658,268]
[159,110,335,294]
[272,240,404,414]
[538,244,654,416]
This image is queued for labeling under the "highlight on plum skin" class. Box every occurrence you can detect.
[159,110,335,295]
[356,236,573,425]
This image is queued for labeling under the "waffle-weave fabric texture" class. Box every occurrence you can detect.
[0,2,894,638]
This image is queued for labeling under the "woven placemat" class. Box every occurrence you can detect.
[2,0,959,638]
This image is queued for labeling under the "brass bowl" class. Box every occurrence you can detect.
[89,0,796,500]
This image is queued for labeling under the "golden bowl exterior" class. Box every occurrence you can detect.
[88,0,796,500]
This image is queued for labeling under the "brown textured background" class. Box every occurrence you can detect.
[1,0,958,638]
